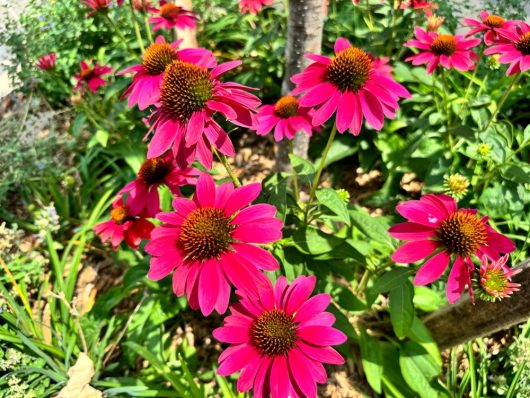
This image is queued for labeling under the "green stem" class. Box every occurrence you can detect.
[483,74,521,131]
[440,68,454,150]
[463,43,485,103]
[144,15,154,44]
[304,123,338,222]
[288,140,300,204]
[213,148,241,187]
[104,13,135,56]
[18,90,33,133]
[129,0,145,53]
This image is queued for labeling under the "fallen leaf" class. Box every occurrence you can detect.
[56,353,102,398]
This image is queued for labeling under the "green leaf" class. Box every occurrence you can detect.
[399,341,442,398]
[316,188,350,225]
[359,329,383,393]
[502,163,530,184]
[289,154,315,186]
[413,286,443,312]
[406,317,442,367]
[292,226,344,255]
[349,209,392,244]
[371,268,413,295]
[313,134,358,168]
[389,281,415,339]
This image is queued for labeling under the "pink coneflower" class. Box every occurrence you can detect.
[426,15,444,32]
[145,174,283,316]
[83,0,111,17]
[94,197,155,250]
[399,0,438,16]
[405,27,480,74]
[239,0,274,14]
[37,53,57,70]
[484,22,530,75]
[145,57,260,168]
[148,0,197,31]
[291,37,410,135]
[388,194,516,303]
[255,96,314,141]
[477,255,521,301]
[214,275,346,398]
[132,0,154,12]
[73,61,112,94]
[118,36,216,110]
[462,11,514,45]
[118,154,199,216]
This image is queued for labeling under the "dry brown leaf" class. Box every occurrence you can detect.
[56,353,102,398]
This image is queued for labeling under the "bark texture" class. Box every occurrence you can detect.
[424,258,530,349]
[275,0,325,172]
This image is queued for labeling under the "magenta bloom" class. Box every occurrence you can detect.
[118,154,199,217]
[388,194,515,303]
[255,96,314,141]
[399,0,438,16]
[291,37,410,135]
[94,197,155,250]
[82,0,111,17]
[148,0,197,31]
[214,275,346,398]
[405,27,480,74]
[239,0,274,14]
[145,174,283,316]
[484,22,530,75]
[118,36,216,110]
[37,53,57,70]
[73,61,112,94]
[478,255,521,301]
[145,57,260,168]
[462,11,514,45]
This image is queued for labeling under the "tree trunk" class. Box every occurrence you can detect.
[423,258,530,349]
[174,0,198,48]
[275,0,325,172]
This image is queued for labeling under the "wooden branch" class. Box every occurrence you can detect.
[275,0,325,172]
[423,258,530,349]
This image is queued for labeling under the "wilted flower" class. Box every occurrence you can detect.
[477,255,521,301]
[405,27,480,74]
[427,15,444,32]
[292,37,410,135]
[443,174,469,199]
[388,194,515,303]
[399,0,438,16]
[36,53,57,70]
[214,276,346,398]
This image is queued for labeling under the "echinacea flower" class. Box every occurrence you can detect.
[405,27,480,74]
[118,154,199,216]
[37,53,57,70]
[132,0,154,12]
[239,0,274,14]
[94,197,155,250]
[214,275,346,398]
[145,57,260,168]
[118,36,216,110]
[484,21,530,75]
[399,0,438,16]
[255,96,314,141]
[388,194,515,303]
[82,0,111,17]
[477,255,521,301]
[291,37,410,135]
[462,11,513,45]
[73,61,112,94]
[443,173,469,199]
[427,15,444,32]
[145,174,283,316]
[148,0,197,31]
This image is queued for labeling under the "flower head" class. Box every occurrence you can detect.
[291,37,410,135]
[118,36,216,110]
[37,53,57,70]
[477,255,521,301]
[73,60,112,94]
[427,15,444,32]
[214,276,346,398]
[239,0,274,14]
[484,21,530,75]
[462,11,514,45]
[255,96,314,141]
[118,154,200,216]
[145,174,283,316]
[148,0,197,31]
[132,0,154,11]
[388,194,515,303]
[405,27,480,74]
[94,197,155,250]
[82,0,111,17]
[399,0,438,16]
[443,173,469,199]
[146,57,260,168]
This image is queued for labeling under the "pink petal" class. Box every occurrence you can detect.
[446,256,468,304]
[223,183,261,215]
[198,259,220,316]
[388,222,436,241]
[297,326,347,346]
[213,326,249,344]
[232,219,283,244]
[285,276,316,315]
[334,37,351,53]
[231,243,279,271]
[359,89,384,130]
[391,240,439,263]
[288,347,317,398]
[413,250,451,285]
[194,173,216,208]
[293,294,331,323]
[217,344,256,376]
[237,354,262,392]
[270,356,290,398]
[296,341,344,364]
[231,203,277,225]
